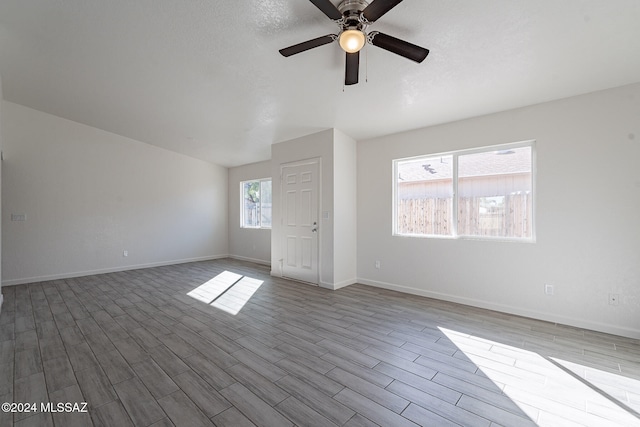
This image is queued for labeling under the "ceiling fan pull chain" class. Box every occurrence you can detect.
[365,43,368,83]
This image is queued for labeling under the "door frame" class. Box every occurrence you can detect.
[279,157,322,285]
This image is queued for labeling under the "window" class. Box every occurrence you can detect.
[241,179,272,228]
[394,141,534,241]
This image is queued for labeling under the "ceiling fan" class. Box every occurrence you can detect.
[279,0,429,85]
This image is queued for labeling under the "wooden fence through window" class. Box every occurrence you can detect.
[397,193,531,237]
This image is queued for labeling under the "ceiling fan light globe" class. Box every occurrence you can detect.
[339,30,366,53]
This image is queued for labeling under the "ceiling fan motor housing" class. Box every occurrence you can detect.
[338,0,369,30]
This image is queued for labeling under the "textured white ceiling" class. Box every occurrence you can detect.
[1,0,639,167]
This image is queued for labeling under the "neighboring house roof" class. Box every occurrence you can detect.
[398,147,531,183]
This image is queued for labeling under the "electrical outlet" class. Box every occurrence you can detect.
[609,293,619,306]
[375,260,381,269]
[11,214,26,221]
[123,250,128,257]
[545,284,554,295]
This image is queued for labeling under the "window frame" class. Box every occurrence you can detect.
[392,140,536,242]
[240,178,272,229]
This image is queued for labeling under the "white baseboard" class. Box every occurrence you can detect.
[357,277,640,340]
[228,254,271,266]
[320,278,357,290]
[333,278,357,290]
[1,254,230,287]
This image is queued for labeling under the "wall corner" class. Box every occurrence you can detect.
[0,73,4,300]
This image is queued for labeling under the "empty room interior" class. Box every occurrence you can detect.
[1,1,639,426]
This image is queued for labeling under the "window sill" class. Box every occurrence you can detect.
[393,233,535,243]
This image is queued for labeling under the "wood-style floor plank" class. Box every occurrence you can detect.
[0,258,638,427]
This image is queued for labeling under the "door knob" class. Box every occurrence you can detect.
[311,222,318,233]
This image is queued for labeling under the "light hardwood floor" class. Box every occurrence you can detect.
[0,258,639,426]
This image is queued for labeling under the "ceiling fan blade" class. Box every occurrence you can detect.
[369,32,429,63]
[345,51,359,85]
[362,0,403,22]
[279,35,336,57]
[309,0,343,20]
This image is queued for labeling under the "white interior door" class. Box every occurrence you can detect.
[281,159,319,285]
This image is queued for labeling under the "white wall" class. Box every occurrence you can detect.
[228,160,271,265]
[357,83,640,339]
[1,101,228,285]
[333,129,357,288]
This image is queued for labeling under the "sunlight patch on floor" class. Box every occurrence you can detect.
[187,270,263,315]
[211,276,264,315]
[438,327,640,426]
